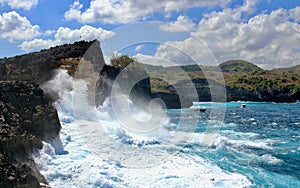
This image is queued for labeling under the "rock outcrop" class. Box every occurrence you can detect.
[0,81,61,141]
[96,64,153,108]
[226,87,296,102]
[0,40,101,84]
[152,77,300,108]
[0,40,147,187]
[0,81,61,187]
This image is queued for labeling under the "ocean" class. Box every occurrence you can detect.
[34,70,300,188]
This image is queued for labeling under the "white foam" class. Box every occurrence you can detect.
[260,154,283,164]
[220,130,260,139]
[34,69,252,187]
[34,120,252,188]
[211,135,273,151]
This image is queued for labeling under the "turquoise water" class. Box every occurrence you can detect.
[175,102,300,187]
[37,101,300,187]
[34,72,300,188]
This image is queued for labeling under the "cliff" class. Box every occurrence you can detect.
[99,64,153,108]
[0,81,61,187]
[146,61,300,106]
[0,41,101,187]
[0,40,102,84]
[1,40,299,109]
[0,40,299,187]
[0,41,152,187]
[0,40,103,187]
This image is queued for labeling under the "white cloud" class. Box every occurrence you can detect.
[135,37,216,67]
[160,15,196,32]
[55,25,114,44]
[0,0,38,10]
[64,0,231,24]
[237,0,259,14]
[19,25,115,52]
[147,4,300,69]
[290,6,300,22]
[0,11,40,42]
[44,30,55,36]
[193,6,300,69]
[19,39,55,51]
[135,53,176,67]
[135,44,144,51]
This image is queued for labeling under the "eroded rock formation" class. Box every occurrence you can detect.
[0,81,61,187]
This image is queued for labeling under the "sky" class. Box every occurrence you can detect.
[0,0,300,69]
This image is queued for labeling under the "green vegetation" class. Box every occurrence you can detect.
[220,60,263,73]
[230,74,278,90]
[108,54,300,96]
[270,64,300,75]
[151,79,169,93]
[110,54,136,69]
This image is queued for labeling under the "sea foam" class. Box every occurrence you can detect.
[34,69,252,187]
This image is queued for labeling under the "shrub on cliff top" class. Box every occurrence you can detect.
[110,54,136,69]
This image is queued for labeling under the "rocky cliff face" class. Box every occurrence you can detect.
[96,64,153,108]
[152,78,227,108]
[226,87,296,102]
[152,77,299,108]
[0,40,153,187]
[0,39,152,107]
[0,81,61,141]
[0,40,101,84]
[0,41,95,187]
[0,81,61,187]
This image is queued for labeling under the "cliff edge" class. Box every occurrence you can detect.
[0,81,61,187]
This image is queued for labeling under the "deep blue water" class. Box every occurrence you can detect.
[170,102,300,188]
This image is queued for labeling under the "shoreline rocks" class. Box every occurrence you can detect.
[0,40,100,187]
[0,81,61,187]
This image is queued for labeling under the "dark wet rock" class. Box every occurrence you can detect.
[226,87,296,102]
[152,92,182,109]
[94,59,153,108]
[291,90,300,101]
[0,153,41,188]
[0,81,60,187]
[0,81,61,141]
[153,78,299,108]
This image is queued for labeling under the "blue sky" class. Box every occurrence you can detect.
[0,0,299,69]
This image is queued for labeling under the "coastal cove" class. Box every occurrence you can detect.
[0,41,300,187]
[1,0,300,187]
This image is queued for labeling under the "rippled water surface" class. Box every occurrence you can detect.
[34,71,300,188]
